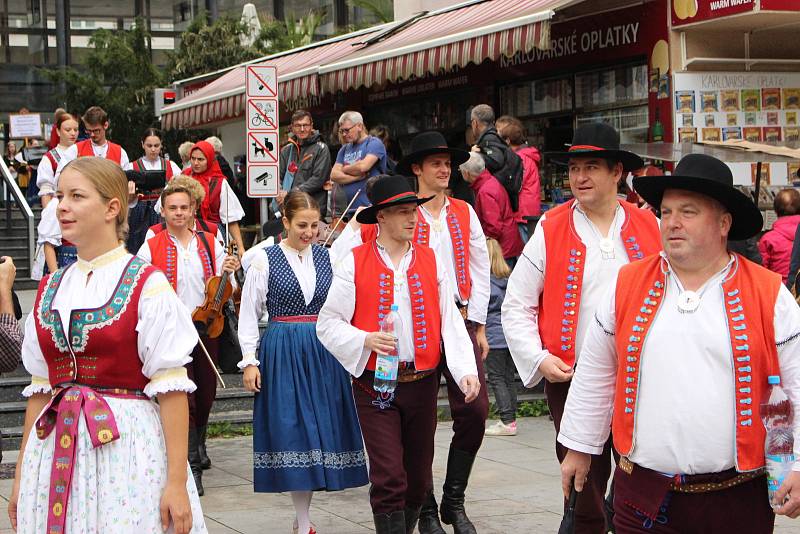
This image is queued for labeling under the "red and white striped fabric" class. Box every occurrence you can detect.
[320,0,555,93]
[161,31,380,130]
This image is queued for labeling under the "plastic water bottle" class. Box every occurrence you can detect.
[761,375,795,509]
[373,304,401,394]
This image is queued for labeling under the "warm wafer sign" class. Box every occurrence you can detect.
[246,65,279,197]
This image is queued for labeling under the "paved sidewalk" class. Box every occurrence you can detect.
[0,416,794,533]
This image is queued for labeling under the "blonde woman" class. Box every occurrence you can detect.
[484,238,518,436]
[11,157,207,534]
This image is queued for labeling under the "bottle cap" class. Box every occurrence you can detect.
[768,375,781,385]
[390,304,399,312]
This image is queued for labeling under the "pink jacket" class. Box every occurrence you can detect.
[514,145,542,222]
[471,170,524,259]
[758,214,800,283]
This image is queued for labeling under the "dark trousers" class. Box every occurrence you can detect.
[485,348,518,424]
[613,467,774,533]
[546,379,614,534]
[186,336,218,429]
[440,320,490,454]
[353,372,440,514]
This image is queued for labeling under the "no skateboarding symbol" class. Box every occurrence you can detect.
[248,131,279,163]
[246,66,277,98]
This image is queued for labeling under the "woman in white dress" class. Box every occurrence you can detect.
[9,157,206,534]
[36,112,79,207]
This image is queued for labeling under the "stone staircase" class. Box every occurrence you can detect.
[0,198,42,290]
[0,367,543,451]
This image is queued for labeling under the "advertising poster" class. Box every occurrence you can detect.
[703,128,721,142]
[762,88,781,110]
[743,127,762,142]
[722,127,742,141]
[701,91,718,112]
[675,90,695,113]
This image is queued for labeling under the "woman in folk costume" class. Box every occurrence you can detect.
[239,191,368,534]
[31,113,82,280]
[9,157,206,534]
[36,112,79,207]
[132,128,183,178]
[171,140,246,254]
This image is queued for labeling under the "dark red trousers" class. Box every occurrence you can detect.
[353,372,440,514]
[186,336,218,429]
[546,379,614,534]
[613,466,774,533]
[439,320,490,454]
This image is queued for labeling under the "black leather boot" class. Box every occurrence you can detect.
[197,425,211,470]
[188,427,204,496]
[373,511,406,534]
[439,448,477,534]
[404,505,421,534]
[417,492,446,534]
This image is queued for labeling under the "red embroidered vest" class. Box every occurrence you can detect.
[76,139,123,164]
[33,256,156,390]
[44,149,61,173]
[351,241,442,372]
[132,157,175,178]
[360,197,472,301]
[613,254,781,472]
[539,201,661,367]
[146,230,216,292]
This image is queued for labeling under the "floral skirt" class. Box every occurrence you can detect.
[253,320,368,492]
[17,397,207,533]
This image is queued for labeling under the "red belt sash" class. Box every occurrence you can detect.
[35,385,147,534]
[271,315,318,323]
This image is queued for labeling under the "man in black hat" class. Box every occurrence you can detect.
[502,122,661,533]
[330,130,492,534]
[560,153,800,533]
[317,175,481,534]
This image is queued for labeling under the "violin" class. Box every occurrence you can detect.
[192,243,238,338]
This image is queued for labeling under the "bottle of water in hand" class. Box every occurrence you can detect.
[374,304,401,394]
[761,375,795,509]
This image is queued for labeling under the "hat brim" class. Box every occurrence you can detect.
[546,149,644,172]
[396,148,470,176]
[355,195,435,225]
[632,175,763,240]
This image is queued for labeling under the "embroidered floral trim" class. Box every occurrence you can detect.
[253,449,367,470]
[143,368,197,397]
[37,268,70,353]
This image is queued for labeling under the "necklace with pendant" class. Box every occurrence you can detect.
[578,208,618,260]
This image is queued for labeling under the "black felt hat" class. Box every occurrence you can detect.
[396,131,470,176]
[356,175,432,224]
[546,122,644,172]
[633,153,763,240]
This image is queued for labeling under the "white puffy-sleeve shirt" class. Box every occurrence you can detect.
[238,242,317,367]
[21,246,198,398]
[316,243,478,387]
[37,145,75,197]
[36,199,61,247]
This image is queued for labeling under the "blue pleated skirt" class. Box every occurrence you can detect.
[252,320,368,493]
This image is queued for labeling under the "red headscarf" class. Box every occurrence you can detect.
[182,140,226,222]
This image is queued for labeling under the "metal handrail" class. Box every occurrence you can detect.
[0,158,35,274]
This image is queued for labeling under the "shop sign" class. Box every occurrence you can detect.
[366,73,470,104]
[760,0,799,10]
[499,3,663,74]
[671,0,755,27]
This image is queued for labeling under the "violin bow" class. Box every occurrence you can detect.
[197,337,226,388]
[323,189,361,247]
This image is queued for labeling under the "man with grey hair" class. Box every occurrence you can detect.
[330,110,387,215]
[470,104,523,212]
[461,152,523,262]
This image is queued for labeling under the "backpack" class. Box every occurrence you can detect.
[479,132,524,212]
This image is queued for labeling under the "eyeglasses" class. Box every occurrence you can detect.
[292,122,312,130]
[85,127,104,134]
[339,125,358,135]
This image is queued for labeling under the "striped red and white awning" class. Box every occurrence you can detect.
[161,30,381,130]
[320,0,557,93]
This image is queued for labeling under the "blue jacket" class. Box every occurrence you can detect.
[486,275,508,349]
